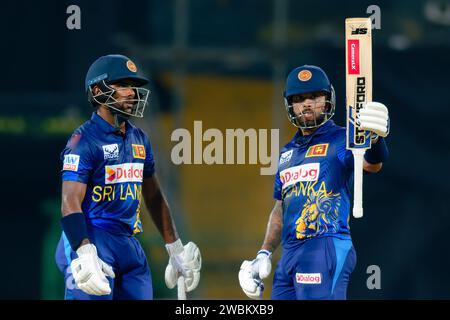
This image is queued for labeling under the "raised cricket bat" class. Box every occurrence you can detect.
[177,275,187,300]
[345,17,373,218]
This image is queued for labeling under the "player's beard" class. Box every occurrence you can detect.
[117,100,135,115]
[107,100,135,128]
[297,109,326,128]
[111,100,135,118]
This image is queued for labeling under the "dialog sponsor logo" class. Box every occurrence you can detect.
[280,163,320,189]
[105,163,144,184]
[296,273,322,284]
[63,154,80,171]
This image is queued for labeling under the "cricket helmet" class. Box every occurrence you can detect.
[85,54,150,119]
[283,65,335,129]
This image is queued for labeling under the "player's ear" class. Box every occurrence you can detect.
[92,85,102,95]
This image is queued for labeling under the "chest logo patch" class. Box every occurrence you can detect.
[102,144,119,160]
[132,144,146,159]
[305,143,329,158]
[63,154,80,172]
[279,150,293,165]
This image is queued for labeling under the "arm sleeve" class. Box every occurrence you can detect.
[143,133,156,178]
[60,133,94,184]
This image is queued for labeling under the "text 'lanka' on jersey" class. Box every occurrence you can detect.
[273,120,355,250]
[60,112,155,236]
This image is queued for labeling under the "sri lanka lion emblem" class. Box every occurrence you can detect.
[295,191,341,239]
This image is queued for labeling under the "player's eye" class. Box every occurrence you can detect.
[314,92,326,99]
[291,96,304,103]
[113,82,134,89]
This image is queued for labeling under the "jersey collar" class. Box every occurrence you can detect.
[91,112,133,135]
[294,120,336,145]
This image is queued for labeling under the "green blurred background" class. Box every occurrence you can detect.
[1,0,449,299]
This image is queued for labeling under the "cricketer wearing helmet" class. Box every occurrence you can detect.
[239,65,389,300]
[55,54,201,300]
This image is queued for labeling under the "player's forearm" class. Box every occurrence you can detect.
[261,200,283,253]
[146,191,179,243]
[61,181,85,217]
[142,176,179,243]
[61,200,83,217]
[363,161,382,173]
[60,181,91,249]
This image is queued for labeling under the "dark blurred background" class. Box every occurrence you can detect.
[1,0,449,299]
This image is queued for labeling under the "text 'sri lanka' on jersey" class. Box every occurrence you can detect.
[60,113,156,236]
[273,120,355,250]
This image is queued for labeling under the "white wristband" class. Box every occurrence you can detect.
[76,243,97,256]
[165,239,184,257]
[257,249,272,259]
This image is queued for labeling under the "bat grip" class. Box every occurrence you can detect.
[352,149,365,218]
[177,275,187,300]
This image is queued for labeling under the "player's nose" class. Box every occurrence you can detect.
[302,99,315,107]
[123,87,135,98]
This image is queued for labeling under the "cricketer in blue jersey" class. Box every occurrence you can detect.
[239,65,389,300]
[55,54,201,300]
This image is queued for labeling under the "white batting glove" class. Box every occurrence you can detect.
[165,239,202,292]
[358,101,390,138]
[238,250,272,300]
[70,243,115,296]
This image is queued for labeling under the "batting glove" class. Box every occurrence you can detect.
[165,239,202,292]
[70,243,115,296]
[238,249,272,300]
[358,101,390,138]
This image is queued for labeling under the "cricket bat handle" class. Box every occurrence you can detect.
[352,149,365,218]
[177,275,187,300]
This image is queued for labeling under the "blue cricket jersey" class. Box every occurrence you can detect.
[60,112,155,236]
[273,120,354,250]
